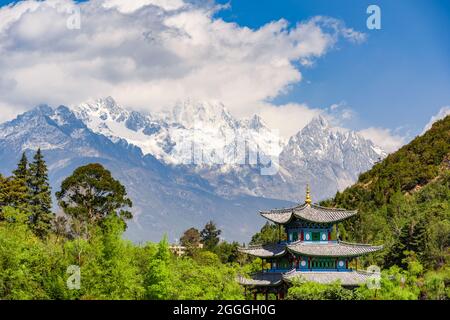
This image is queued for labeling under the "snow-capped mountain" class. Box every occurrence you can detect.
[188,115,385,202]
[0,98,386,242]
[0,105,291,243]
[72,97,283,166]
[70,97,385,202]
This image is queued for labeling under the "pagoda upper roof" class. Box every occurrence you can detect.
[260,203,357,224]
[238,241,382,258]
[287,241,383,257]
[282,269,373,286]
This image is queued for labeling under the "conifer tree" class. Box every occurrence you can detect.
[200,221,221,250]
[11,152,31,210]
[13,152,30,181]
[28,149,53,237]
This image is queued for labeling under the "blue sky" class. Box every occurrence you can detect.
[0,0,449,148]
[214,0,450,137]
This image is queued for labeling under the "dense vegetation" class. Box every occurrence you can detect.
[0,116,448,300]
[318,116,450,298]
[0,152,243,299]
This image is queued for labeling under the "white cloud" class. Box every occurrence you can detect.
[102,0,185,13]
[0,0,366,136]
[358,127,406,153]
[257,103,322,138]
[422,106,450,134]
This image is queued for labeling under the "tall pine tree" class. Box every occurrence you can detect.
[28,149,53,237]
[13,152,30,180]
[11,152,31,210]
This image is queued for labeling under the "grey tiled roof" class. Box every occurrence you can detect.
[238,243,287,258]
[237,272,283,287]
[260,203,357,224]
[287,240,383,257]
[282,270,374,286]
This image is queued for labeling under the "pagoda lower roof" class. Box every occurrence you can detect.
[282,270,373,286]
[260,203,357,224]
[238,241,382,258]
[238,243,287,258]
[237,272,283,287]
[287,241,383,257]
[238,270,374,287]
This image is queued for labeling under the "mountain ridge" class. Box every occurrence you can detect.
[0,99,388,241]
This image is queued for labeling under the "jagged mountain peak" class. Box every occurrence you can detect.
[243,114,268,131]
[169,99,237,129]
[307,114,330,129]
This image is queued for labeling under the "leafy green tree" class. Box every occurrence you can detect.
[0,176,30,213]
[169,251,243,300]
[213,241,240,264]
[356,265,420,300]
[200,221,221,250]
[145,236,173,299]
[28,149,53,237]
[250,222,285,245]
[422,268,449,300]
[180,227,201,255]
[56,163,132,238]
[287,279,362,300]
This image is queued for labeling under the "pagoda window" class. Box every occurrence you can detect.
[312,232,320,241]
[292,231,298,241]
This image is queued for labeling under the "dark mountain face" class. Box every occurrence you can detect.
[0,105,291,243]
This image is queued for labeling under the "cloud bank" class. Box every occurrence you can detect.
[0,0,365,129]
[0,0,408,151]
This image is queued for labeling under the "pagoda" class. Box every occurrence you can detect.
[238,185,383,300]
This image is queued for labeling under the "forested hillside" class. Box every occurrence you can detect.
[323,116,450,271]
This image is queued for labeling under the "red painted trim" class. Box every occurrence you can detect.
[328,231,331,241]
[300,230,304,241]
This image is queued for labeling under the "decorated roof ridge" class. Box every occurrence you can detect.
[337,240,384,249]
[309,203,358,213]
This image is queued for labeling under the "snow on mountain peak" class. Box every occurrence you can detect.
[169,99,237,129]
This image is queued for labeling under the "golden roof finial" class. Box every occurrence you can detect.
[305,184,312,205]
